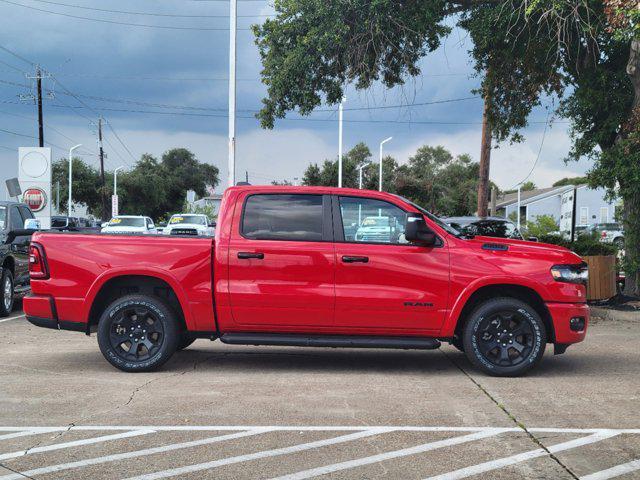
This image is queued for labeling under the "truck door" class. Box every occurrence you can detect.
[9,205,30,287]
[227,192,335,327]
[333,195,449,332]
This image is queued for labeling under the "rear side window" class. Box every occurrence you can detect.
[9,206,22,230]
[18,206,34,221]
[0,206,6,230]
[242,194,324,241]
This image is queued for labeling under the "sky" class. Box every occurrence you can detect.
[0,0,594,200]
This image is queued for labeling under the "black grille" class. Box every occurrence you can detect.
[171,228,198,236]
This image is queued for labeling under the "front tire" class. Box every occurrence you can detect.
[0,269,14,317]
[462,297,546,377]
[97,294,179,372]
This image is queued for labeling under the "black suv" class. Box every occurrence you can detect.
[0,201,36,316]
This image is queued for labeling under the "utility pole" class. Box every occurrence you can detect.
[228,0,237,188]
[36,66,44,148]
[98,118,107,221]
[338,97,345,187]
[477,93,492,217]
[245,171,249,183]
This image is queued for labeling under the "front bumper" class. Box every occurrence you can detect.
[23,293,86,333]
[546,301,589,344]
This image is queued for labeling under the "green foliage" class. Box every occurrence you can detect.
[521,214,558,237]
[52,157,109,217]
[185,201,218,221]
[520,181,537,191]
[53,148,219,221]
[252,0,451,128]
[302,143,479,216]
[552,176,588,187]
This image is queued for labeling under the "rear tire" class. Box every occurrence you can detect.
[97,294,179,372]
[462,297,546,377]
[0,269,14,317]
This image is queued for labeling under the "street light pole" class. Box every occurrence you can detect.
[356,162,370,189]
[114,166,124,196]
[227,0,237,188]
[68,144,82,216]
[379,136,392,192]
[517,184,522,231]
[338,96,345,187]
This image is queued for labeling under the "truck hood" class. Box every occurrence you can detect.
[464,235,583,263]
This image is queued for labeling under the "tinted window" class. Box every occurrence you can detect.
[242,194,323,241]
[339,196,409,244]
[18,206,34,222]
[459,220,522,239]
[51,217,68,228]
[109,217,145,227]
[9,206,22,230]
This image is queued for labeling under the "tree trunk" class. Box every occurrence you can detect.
[622,37,640,297]
[477,97,492,217]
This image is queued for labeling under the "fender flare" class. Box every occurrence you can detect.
[441,276,549,337]
[82,267,194,328]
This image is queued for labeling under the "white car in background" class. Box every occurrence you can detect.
[163,214,215,236]
[101,216,158,235]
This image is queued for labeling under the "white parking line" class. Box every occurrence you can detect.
[123,429,390,480]
[269,428,509,480]
[0,430,57,442]
[0,429,155,461]
[423,430,620,480]
[581,459,640,480]
[0,314,24,324]
[0,429,267,480]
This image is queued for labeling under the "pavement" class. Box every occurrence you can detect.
[0,306,639,479]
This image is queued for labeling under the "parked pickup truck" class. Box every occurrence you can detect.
[24,186,589,376]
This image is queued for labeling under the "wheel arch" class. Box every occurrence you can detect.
[85,272,189,335]
[447,283,555,343]
[2,255,15,274]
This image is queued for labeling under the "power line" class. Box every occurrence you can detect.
[24,0,273,17]
[0,0,253,30]
[104,120,137,162]
[509,111,553,189]
[0,58,28,74]
[0,44,36,66]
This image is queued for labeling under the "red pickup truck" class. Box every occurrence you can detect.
[24,186,589,376]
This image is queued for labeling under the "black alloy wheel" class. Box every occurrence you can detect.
[97,294,179,372]
[463,297,546,377]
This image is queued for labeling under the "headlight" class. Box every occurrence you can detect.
[550,264,588,284]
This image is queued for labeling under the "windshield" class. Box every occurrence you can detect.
[0,206,6,230]
[169,215,206,226]
[594,223,620,231]
[457,220,522,239]
[51,217,68,228]
[394,195,461,236]
[108,217,145,227]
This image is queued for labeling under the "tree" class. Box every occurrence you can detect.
[552,176,588,187]
[521,181,537,191]
[302,142,381,189]
[52,157,105,216]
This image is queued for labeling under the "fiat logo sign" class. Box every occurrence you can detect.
[23,188,47,212]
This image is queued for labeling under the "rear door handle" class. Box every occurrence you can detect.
[342,255,369,263]
[238,252,264,260]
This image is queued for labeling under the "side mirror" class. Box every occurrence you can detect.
[405,215,437,246]
[101,222,109,228]
[527,236,539,242]
[209,222,216,228]
[24,218,41,230]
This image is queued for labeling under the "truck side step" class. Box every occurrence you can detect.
[219,333,441,350]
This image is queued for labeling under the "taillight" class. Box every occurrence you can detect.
[29,243,49,279]
[601,231,607,238]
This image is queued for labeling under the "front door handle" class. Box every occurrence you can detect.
[238,252,264,260]
[342,255,369,263]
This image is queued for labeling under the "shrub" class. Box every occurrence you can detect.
[539,232,618,256]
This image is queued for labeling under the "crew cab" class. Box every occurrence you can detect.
[0,201,38,316]
[24,186,589,376]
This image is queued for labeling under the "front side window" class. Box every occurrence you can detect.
[0,206,6,230]
[9,206,22,230]
[339,196,409,244]
[242,194,324,241]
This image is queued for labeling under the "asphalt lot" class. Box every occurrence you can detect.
[1,305,639,479]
